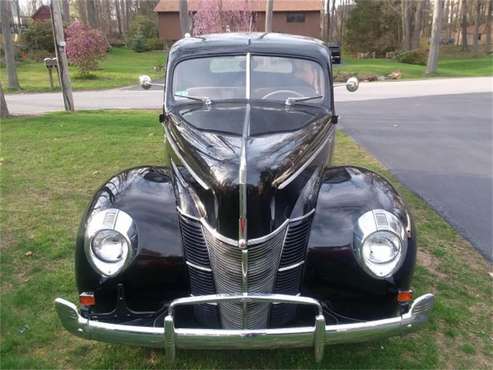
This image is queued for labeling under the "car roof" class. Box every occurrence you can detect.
[168,32,331,64]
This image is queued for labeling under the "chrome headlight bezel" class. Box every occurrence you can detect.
[353,209,408,279]
[84,208,137,277]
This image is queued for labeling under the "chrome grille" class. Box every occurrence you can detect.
[203,224,287,329]
[279,214,314,268]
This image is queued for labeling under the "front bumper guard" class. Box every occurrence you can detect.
[55,293,434,362]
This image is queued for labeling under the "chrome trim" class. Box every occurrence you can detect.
[165,124,210,190]
[278,260,305,272]
[290,209,316,222]
[246,52,251,99]
[276,127,335,190]
[55,293,434,363]
[185,261,212,272]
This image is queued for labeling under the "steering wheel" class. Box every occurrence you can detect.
[261,89,304,100]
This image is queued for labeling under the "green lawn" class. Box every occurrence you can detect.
[1,47,165,93]
[0,111,491,369]
[335,54,493,80]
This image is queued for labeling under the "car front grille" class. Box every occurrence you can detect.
[203,223,287,329]
[178,210,314,329]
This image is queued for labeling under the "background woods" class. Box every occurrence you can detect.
[1,0,491,94]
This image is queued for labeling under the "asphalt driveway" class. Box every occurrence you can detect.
[338,92,493,260]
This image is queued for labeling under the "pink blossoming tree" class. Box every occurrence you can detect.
[65,21,107,76]
[192,0,255,36]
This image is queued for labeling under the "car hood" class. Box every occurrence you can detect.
[167,102,333,238]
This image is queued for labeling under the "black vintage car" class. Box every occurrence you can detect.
[55,33,433,362]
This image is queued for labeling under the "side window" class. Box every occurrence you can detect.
[286,13,305,23]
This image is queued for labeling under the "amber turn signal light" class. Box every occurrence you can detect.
[397,290,413,303]
[79,292,95,306]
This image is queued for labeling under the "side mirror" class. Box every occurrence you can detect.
[139,75,153,90]
[346,77,359,92]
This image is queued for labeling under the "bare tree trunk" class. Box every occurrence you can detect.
[411,0,426,49]
[265,0,273,32]
[473,0,482,51]
[86,0,97,28]
[125,0,132,32]
[14,0,21,33]
[78,0,88,24]
[461,0,468,49]
[0,0,20,90]
[0,82,9,118]
[427,0,443,74]
[486,0,492,50]
[402,0,412,50]
[329,0,337,40]
[179,0,189,36]
[115,0,122,36]
[62,0,70,23]
[51,0,74,112]
[321,0,329,41]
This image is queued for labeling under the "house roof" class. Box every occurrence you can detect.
[154,0,321,13]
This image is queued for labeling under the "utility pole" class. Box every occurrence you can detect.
[0,83,9,118]
[179,0,189,36]
[265,0,273,33]
[0,0,20,90]
[426,0,444,74]
[50,0,74,112]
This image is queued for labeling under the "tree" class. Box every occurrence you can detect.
[402,0,412,49]
[473,0,482,52]
[411,0,426,49]
[487,0,492,50]
[192,0,254,35]
[461,0,468,49]
[426,0,444,74]
[65,21,107,76]
[345,0,401,55]
[62,0,70,23]
[0,82,9,118]
[1,0,20,90]
[86,0,97,28]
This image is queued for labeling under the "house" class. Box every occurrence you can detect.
[32,5,51,22]
[154,0,322,44]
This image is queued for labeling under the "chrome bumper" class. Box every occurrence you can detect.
[55,293,434,362]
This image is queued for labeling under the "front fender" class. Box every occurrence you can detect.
[303,166,416,319]
[75,166,188,313]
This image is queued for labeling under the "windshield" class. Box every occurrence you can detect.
[172,55,326,103]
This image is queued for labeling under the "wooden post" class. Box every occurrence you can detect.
[179,0,189,36]
[426,0,443,74]
[50,0,74,112]
[0,82,9,118]
[265,0,273,33]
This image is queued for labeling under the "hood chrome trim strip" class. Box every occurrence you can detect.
[276,126,335,190]
[165,123,210,190]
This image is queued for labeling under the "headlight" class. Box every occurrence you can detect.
[84,209,137,277]
[353,209,408,279]
[91,230,127,262]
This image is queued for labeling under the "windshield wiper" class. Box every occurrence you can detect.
[285,95,322,106]
[174,94,212,105]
